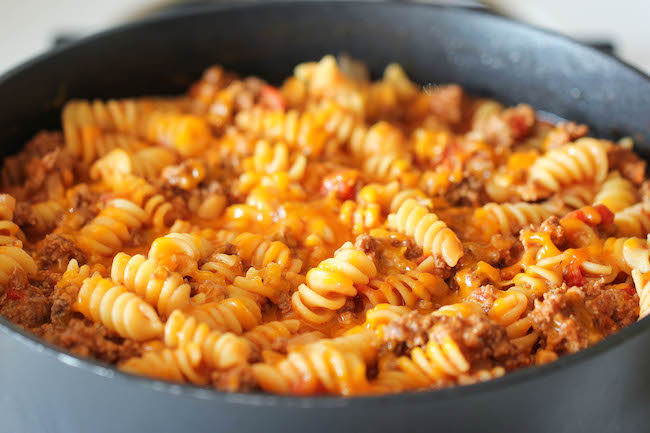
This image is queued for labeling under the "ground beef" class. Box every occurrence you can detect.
[466,284,499,313]
[355,234,381,261]
[444,176,484,207]
[428,84,465,127]
[34,234,86,272]
[382,312,515,367]
[1,132,63,187]
[36,319,142,364]
[607,145,646,185]
[428,256,454,280]
[19,147,78,201]
[539,216,567,248]
[274,290,293,315]
[12,201,37,228]
[0,270,50,328]
[66,184,101,226]
[584,284,638,335]
[529,284,638,354]
[543,122,589,150]
[464,235,519,268]
[480,104,535,151]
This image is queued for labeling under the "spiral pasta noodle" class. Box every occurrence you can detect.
[615,203,650,237]
[76,199,147,257]
[120,343,208,385]
[232,232,302,272]
[199,253,243,284]
[0,246,38,283]
[292,242,377,323]
[4,56,647,396]
[339,200,382,235]
[148,233,215,274]
[529,138,608,195]
[594,171,636,213]
[164,310,251,369]
[388,199,463,267]
[145,112,212,157]
[110,253,191,317]
[362,271,449,308]
[29,200,64,233]
[244,320,302,351]
[75,273,163,340]
[185,296,262,334]
[251,331,377,395]
[476,202,553,237]
[90,147,177,182]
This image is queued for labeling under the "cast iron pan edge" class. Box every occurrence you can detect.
[0,1,649,409]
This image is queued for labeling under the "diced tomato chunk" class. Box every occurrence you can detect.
[593,203,614,226]
[564,259,585,287]
[321,170,359,200]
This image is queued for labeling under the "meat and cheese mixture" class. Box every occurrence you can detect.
[0,55,646,395]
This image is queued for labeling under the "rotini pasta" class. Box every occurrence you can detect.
[529,138,609,196]
[292,242,377,323]
[110,253,191,317]
[388,199,463,267]
[2,56,644,397]
[75,273,163,340]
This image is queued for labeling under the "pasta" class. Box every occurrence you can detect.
[1,55,645,396]
[75,273,164,340]
[388,199,463,267]
[111,252,191,317]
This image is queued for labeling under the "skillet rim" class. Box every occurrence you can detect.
[1,0,649,408]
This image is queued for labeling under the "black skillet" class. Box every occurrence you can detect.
[1,3,649,432]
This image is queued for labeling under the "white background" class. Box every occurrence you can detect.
[0,0,649,75]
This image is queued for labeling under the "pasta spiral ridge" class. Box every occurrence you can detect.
[632,270,650,319]
[362,271,449,308]
[363,154,413,182]
[164,310,251,369]
[29,200,64,233]
[185,296,262,334]
[0,246,38,283]
[339,200,382,235]
[200,253,244,284]
[110,253,191,317]
[594,171,636,213]
[389,188,433,214]
[477,202,553,237]
[398,335,470,385]
[388,199,463,267]
[120,343,208,385]
[90,147,177,182]
[232,232,302,272]
[251,331,377,395]
[615,203,650,237]
[244,320,302,351]
[292,242,377,324]
[75,273,163,340]
[148,233,215,275]
[529,138,608,194]
[0,194,25,247]
[77,199,147,257]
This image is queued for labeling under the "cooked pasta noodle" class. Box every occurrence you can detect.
[1,56,644,396]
